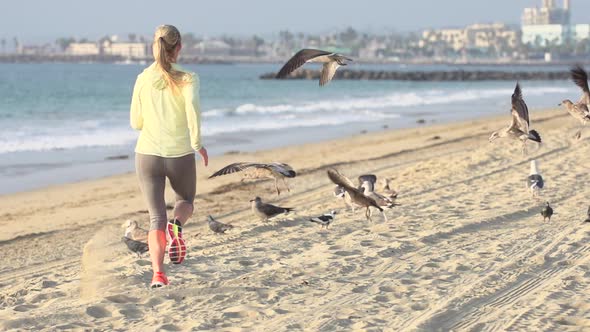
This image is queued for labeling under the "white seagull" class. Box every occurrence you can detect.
[276,49,353,86]
[310,210,336,229]
[560,65,590,140]
[527,160,544,198]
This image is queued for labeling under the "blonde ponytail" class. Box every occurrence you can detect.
[152,25,189,93]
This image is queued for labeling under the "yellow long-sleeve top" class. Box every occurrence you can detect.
[130,62,202,157]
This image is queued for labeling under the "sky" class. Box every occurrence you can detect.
[2,0,590,43]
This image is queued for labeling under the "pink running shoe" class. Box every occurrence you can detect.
[167,219,186,264]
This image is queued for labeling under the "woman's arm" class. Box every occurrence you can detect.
[184,74,202,151]
[130,77,143,130]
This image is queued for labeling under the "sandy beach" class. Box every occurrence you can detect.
[1,108,590,331]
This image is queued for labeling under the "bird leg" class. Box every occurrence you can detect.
[365,207,373,222]
[521,141,528,156]
[382,210,388,222]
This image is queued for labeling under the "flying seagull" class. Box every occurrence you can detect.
[541,202,553,222]
[250,196,294,222]
[209,162,296,195]
[275,49,353,86]
[327,169,386,222]
[122,236,149,258]
[489,83,542,155]
[584,206,590,223]
[527,160,544,198]
[310,210,336,229]
[207,215,234,234]
[122,220,148,242]
[560,65,590,140]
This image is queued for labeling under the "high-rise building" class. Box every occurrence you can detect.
[522,0,574,46]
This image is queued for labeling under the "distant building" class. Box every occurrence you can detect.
[187,40,231,57]
[102,42,148,58]
[66,43,100,56]
[421,24,519,52]
[521,0,572,46]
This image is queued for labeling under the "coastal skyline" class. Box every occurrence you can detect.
[3,0,590,43]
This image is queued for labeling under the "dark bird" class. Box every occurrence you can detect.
[584,206,590,223]
[541,202,553,222]
[489,83,541,155]
[250,196,294,222]
[209,162,296,195]
[122,236,149,258]
[310,210,336,229]
[560,65,590,139]
[207,215,234,234]
[275,49,353,86]
[527,160,544,198]
[327,169,386,222]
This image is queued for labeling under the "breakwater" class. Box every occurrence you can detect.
[260,69,571,81]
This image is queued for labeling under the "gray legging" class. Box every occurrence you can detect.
[135,153,196,231]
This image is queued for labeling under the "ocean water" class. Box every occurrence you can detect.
[0,63,579,194]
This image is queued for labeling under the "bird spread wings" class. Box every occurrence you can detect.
[571,65,590,106]
[357,174,377,192]
[276,49,333,78]
[320,61,340,86]
[511,83,530,133]
[209,162,296,178]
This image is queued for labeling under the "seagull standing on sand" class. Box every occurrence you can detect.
[560,65,590,140]
[250,196,294,222]
[327,169,386,222]
[275,49,353,86]
[209,162,296,195]
[541,202,553,222]
[122,220,148,242]
[122,237,149,258]
[489,83,542,155]
[310,211,336,229]
[358,174,397,209]
[527,160,544,198]
[207,215,234,234]
[382,178,399,200]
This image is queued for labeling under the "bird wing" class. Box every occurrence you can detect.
[357,174,377,191]
[259,202,290,216]
[208,162,259,178]
[571,65,590,105]
[122,237,149,253]
[327,169,382,210]
[319,61,340,86]
[266,163,297,177]
[511,83,530,132]
[276,49,333,78]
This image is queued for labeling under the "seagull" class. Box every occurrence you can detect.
[489,83,542,155]
[382,178,399,199]
[527,160,544,198]
[541,202,553,222]
[122,220,148,242]
[358,175,397,209]
[584,206,590,223]
[250,196,294,222]
[275,49,353,86]
[207,215,234,234]
[327,169,386,222]
[209,162,296,195]
[333,185,352,211]
[310,210,336,229]
[122,236,149,258]
[560,65,590,139]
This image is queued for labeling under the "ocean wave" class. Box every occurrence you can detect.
[203,86,571,117]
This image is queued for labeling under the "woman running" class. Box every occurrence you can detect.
[130,24,208,288]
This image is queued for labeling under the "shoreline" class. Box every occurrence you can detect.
[0,107,559,198]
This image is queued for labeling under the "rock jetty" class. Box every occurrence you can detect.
[260,69,571,81]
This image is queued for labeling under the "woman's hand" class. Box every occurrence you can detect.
[198,147,209,167]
